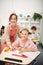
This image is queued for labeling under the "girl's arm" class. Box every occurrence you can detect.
[12,40,22,51]
[19,40,37,53]
[26,41,37,52]
[12,40,19,50]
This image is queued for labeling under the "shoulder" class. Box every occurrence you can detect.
[28,39,34,44]
[5,24,10,29]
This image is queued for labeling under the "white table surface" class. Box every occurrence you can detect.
[0,49,40,65]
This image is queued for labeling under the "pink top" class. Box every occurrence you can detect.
[13,39,37,50]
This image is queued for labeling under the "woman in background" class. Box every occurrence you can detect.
[0,26,5,36]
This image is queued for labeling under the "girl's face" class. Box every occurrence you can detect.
[20,30,29,40]
[10,15,17,26]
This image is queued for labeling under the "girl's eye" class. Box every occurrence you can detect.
[22,33,27,35]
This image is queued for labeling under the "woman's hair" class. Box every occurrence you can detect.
[9,13,18,21]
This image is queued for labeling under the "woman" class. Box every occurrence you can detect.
[1,13,19,52]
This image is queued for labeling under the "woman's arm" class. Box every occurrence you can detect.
[1,25,12,49]
[5,25,12,48]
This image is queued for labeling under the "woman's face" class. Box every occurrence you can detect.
[10,15,17,26]
[20,30,29,40]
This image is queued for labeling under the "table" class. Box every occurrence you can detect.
[0,48,40,65]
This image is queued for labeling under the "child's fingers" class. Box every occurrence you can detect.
[17,47,21,50]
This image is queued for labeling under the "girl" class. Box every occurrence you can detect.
[13,28,37,53]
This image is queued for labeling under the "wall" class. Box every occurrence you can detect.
[0,0,43,27]
[40,19,43,45]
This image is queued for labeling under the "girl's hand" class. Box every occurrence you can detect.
[10,46,17,51]
[19,48,25,53]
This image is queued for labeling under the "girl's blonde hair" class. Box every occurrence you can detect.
[20,28,29,34]
[18,28,31,38]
